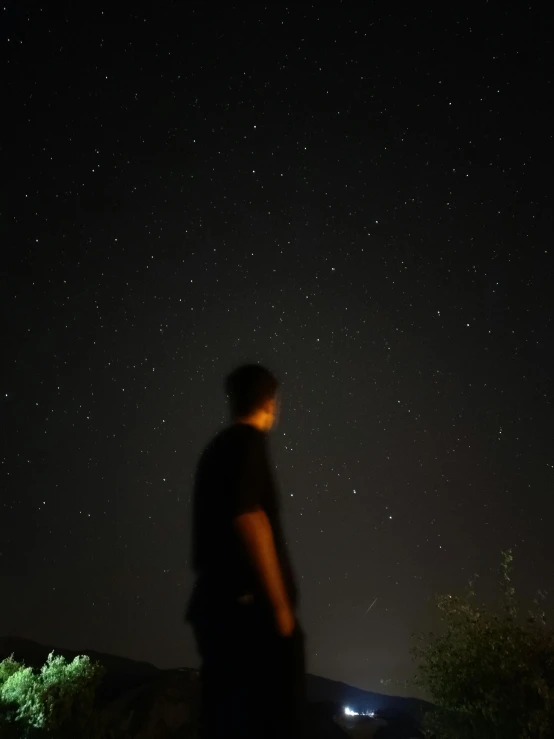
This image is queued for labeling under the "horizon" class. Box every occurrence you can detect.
[0,634,429,706]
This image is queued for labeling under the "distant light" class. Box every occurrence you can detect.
[343,706,375,718]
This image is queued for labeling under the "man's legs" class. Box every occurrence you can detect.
[262,622,307,738]
[192,603,307,738]
[192,604,269,738]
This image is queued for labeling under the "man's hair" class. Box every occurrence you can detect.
[224,364,279,418]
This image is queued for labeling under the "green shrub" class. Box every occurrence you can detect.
[412,550,554,739]
[0,650,106,738]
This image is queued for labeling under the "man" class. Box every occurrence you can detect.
[186,363,306,738]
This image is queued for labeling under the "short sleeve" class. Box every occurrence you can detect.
[230,429,266,517]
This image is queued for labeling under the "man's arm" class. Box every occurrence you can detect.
[233,507,295,636]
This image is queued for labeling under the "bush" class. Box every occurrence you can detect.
[412,550,554,739]
[0,650,106,738]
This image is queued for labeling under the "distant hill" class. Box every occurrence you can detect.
[0,635,159,676]
[0,635,162,703]
[306,673,431,723]
[0,635,432,737]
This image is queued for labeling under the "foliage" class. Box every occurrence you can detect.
[412,550,554,739]
[0,650,106,738]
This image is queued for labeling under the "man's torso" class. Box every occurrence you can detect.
[187,423,297,620]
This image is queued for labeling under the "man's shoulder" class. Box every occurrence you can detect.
[200,423,260,462]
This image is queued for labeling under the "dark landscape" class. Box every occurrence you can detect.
[0,636,430,738]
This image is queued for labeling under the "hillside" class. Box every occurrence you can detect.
[0,635,431,737]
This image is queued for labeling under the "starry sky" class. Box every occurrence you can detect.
[1,4,552,698]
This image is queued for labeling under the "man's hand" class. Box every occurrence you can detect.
[275,601,295,637]
[234,508,295,636]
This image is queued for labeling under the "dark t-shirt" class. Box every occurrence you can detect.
[187,423,298,620]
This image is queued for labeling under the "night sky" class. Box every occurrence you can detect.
[1,4,552,698]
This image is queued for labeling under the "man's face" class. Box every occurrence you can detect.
[262,394,280,431]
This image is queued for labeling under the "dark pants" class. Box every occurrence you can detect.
[190,598,307,738]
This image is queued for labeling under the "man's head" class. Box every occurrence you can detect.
[225,363,280,432]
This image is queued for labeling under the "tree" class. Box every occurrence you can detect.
[412,550,554,738]
[0,650,106,738]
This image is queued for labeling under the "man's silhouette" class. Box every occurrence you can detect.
[186,364,306,738]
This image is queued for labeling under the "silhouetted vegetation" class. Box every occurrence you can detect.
[412,550,554,738]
